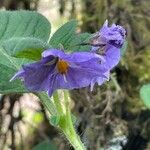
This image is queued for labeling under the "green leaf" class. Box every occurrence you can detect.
[0,45,30,93]
[0,43,31,94]
[0,63,27,94]
[0,11,51,60]
[1,37,46,61]
[69,33,92,51]
[3,37,50,60]
[140,84,150,109]
[0,11,51,42]
[0,11,51,94]
[37,92,57,116]
[49,20,92,52]
[32,141,58,150]
[49,20,77,49]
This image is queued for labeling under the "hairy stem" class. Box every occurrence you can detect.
[38,91,86,150]
[53,92,64,115]
[62,91,86,150]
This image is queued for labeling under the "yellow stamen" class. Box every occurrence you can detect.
[56,60,69,74]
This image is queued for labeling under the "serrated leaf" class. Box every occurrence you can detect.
[49,20,77,49]
[0,11,51,94]
[32,141,58,150]
[140,84,150,109]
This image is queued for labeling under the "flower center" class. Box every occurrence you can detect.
[56,60,69,74]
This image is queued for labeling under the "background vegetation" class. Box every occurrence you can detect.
[0,0,150,150]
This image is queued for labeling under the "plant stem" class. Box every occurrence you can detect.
[53,92,64,115]
[63,91,86,150]
[39,91,86,150]
[110,74,121,93]
[64,131,86,150]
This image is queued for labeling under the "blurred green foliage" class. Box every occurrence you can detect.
[140,84,150,109]
[32,112,44,124]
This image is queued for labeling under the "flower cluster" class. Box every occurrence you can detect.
[11,20,126,96]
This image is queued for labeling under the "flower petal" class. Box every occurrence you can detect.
[92,20,126,49]
[23,64,55,91]
[90,70,110,91]
[11,56,56,92]
[42,49,105,63]
[64,52,105,63]
[48,63,108,96]
[42,49,66,58]
[103,46,120,70]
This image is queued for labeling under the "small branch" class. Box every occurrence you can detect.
[110,74,121,94]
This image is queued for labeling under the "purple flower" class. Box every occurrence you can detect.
[91,20,126,51]
[91,20,126,70]
[90,20,126,87]
[11,49,109,96]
